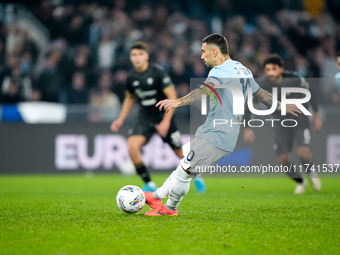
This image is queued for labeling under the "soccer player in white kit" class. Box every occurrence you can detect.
[144,33,301,216]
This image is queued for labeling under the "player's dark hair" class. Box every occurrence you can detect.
[130,41,148,52]
[202,33,229,55]
[263,53,284,68]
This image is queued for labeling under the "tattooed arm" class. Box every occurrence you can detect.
[253,88,301,117]
[253,88,279,110]
[156,83,215,112]
[178,88,205,106]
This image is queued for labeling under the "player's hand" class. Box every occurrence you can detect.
[157,119,170,137]
[156,99,181,112]
[285,104,301,117]
[111,118,123,132]
[313,112,322,131]
[244,127,256,143]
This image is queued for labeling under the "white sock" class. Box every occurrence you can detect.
[153,170,176,200]
[164,165,192,211]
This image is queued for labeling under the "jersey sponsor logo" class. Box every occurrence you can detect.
[147,77,154,85]
[141,98,157,106]
[132,80,140,87]
[135,89,157,98]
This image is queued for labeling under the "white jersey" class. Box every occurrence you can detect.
[195,59,260,152]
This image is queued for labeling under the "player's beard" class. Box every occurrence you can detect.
[205,59,215,68]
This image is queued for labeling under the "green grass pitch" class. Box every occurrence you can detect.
[0,174,339,255]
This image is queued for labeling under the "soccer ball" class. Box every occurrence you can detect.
[116,185,145,213]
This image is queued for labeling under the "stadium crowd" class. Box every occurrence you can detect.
[0,0,339,108]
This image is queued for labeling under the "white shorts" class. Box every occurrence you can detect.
[180,136,230,173]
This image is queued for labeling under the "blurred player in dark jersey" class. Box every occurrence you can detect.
[111,42,206,192]
[244,54,322,194]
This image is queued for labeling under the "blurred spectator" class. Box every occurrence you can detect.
[176,82,190,98]
[37,54,65,102]
[0,40,6,76]
[6,24,24,54]
[191,58,208,78]
[34,0,53,31]
[65,15,87,46]
[169,57,188,85]
[97,33,117,69]
[2,54,20,78]
[89,70,121,121]
[1,79,23,104]
[1,65,32,103]
[294,55,308,78]
[90,71,120,107]
[88,7,110,47]
[62,72,89,104]
[49,39,73,82]
[72,51,93,84]
[21,31,38,64]
[20,51,34,76]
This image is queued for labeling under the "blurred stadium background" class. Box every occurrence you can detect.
[0,0,339,174]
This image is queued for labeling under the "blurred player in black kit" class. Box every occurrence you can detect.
[244,54,322,194]
[111,42,206,192]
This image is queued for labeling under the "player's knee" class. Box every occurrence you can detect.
[128,141,141,156]
[128,144,139,155]
[278,154,290,165]
[297,148,311,162]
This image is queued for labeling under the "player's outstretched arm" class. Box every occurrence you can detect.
[156,83,214,112]
[253,88,301,117]
[110,91,136,132]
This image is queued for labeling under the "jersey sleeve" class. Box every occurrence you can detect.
[204,67,223,87]
[249,77,260,94]
[158,67,173,90]
[125,76,135,94]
